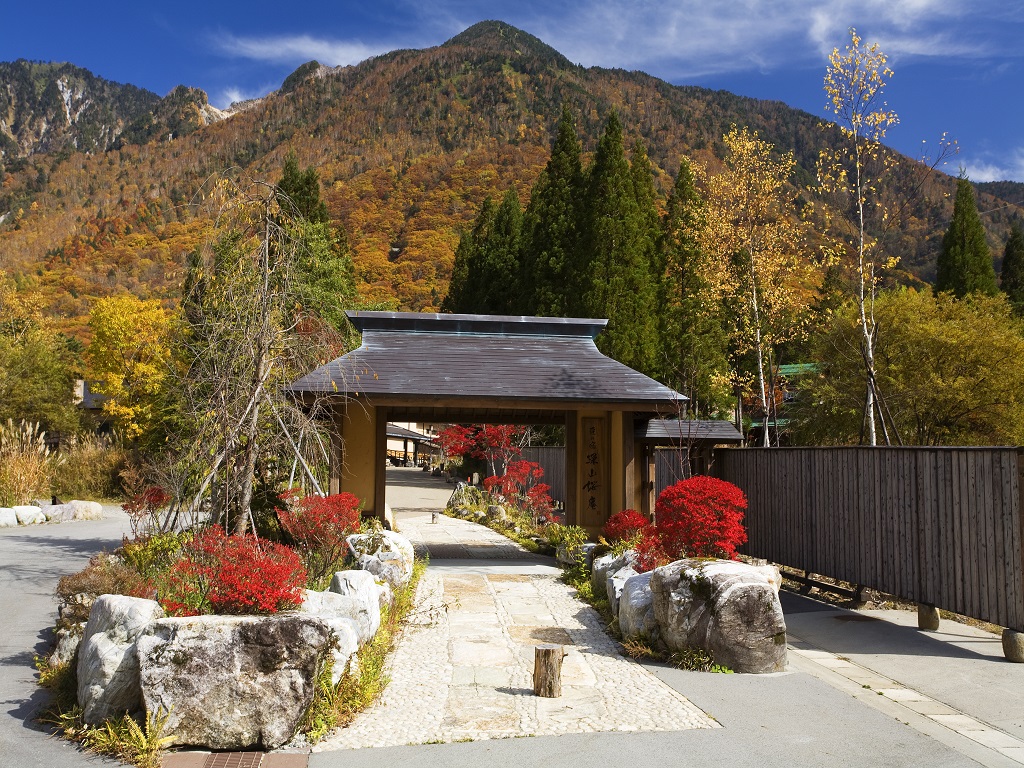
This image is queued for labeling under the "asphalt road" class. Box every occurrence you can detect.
[0,506,131,768]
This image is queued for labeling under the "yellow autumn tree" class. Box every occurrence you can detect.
[86,294,170,441]
[703,126,816,446]
[817,28,955,445]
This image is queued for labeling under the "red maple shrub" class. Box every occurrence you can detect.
[654,476,748,560]
[161,527,306,616]
[601,509,651,543]
[631,477,748,572]
[278,492,363,588]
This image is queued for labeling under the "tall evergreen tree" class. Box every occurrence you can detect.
[658,157,730,415]
[471,187,523,314]
[576,112,660,374]
[520,106,583,316]
[278,152,330,224]
[1000,225,1024,314]
[935,177,997,298]
[442,197,496,313]
[273,153,355,331]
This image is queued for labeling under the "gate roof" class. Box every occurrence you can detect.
[288,311,684,419]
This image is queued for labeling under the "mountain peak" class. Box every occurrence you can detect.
[443,21,572,66]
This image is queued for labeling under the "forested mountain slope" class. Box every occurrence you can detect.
[0,21,1020,334]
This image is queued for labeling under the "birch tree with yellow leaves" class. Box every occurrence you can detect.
[704,127,814,446]
[818,28,955,445]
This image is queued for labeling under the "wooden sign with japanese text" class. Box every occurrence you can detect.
[581,417,607,527]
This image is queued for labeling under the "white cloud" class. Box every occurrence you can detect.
[208,1,1021,83]
[213,33,387,67]
[962,148,1024,183]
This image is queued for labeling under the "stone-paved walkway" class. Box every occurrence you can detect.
[313,506,717,751]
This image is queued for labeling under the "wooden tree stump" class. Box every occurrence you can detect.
[533,643,564,698]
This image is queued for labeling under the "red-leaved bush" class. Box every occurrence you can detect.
[278,492,362,588]
[634,477,748,572]
[160,527,306,616]
[601,509,651,543]
[483,459,555,523]
[123,485,170,536]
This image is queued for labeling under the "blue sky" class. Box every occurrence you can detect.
[8,1,1024,182]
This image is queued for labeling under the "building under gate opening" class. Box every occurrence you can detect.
[287,311,686,535]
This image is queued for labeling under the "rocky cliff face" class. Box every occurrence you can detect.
[0,60,227,161]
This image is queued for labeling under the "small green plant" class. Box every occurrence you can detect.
[35,655,78,712]
[82,708,175,768]
[301,558,427,742]
[669,647,734,674]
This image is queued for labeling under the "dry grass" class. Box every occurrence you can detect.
[0,419,58,505]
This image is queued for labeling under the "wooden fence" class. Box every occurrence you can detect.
[521,446,566,505]
[714,447,1024,633]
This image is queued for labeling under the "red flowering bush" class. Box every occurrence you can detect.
[654,476,748,560]
[483,460,555,523]
[631,477,748,572]
[602,509,651,543]
[161,527,306,616]
[278,492,362,589]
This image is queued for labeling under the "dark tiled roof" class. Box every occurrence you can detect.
[386,423,434,442]
[288,311,684,411]
[637,419,744,443]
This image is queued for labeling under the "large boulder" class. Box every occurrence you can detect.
[13,505,45,525]
[300,588,379,645]
[77,595,165,724]
[0,508,17,527]
[606,565,639,616]
[347,530,414,590]
[50,622,86,667]
[136,614,332,750]
[330,568,390,616]
[650,559,787,674]
[592,550,636,593]
[618,572,657,640]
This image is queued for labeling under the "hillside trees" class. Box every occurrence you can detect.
[935,176,997,298]
[793,290,1024,446]
[277,154,356,332]
[574,111,660,375]
[703,127,813,445]
[1001,225,1024,313]
[658,157,731,415]
[0,273,82,433]
[519,106,584,317]
[86,294,170,442]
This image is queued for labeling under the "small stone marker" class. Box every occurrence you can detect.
[533,643,564,698]
[917,603,940,631]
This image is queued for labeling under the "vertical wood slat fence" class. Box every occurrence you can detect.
[655,447,693,501]
[521,446,566,505]
[714,447,1024,633]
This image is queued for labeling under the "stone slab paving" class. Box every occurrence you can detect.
[313,508,717,751]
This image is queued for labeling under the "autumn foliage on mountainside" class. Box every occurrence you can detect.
[2,21,1020,339]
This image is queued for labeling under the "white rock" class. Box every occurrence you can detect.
[77,595,165,724]
[650,559,787,674]
[592,550,636,593]
[50,622,85,666]
[606,565,639,616]
[300,588,379,644]
[67,500,104,520]
[136,614,332,749]
[13,505,45,525]
[329,570,385,622]
[618,572,657,640]
[347,530,415,590]
[0,508,17,527]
